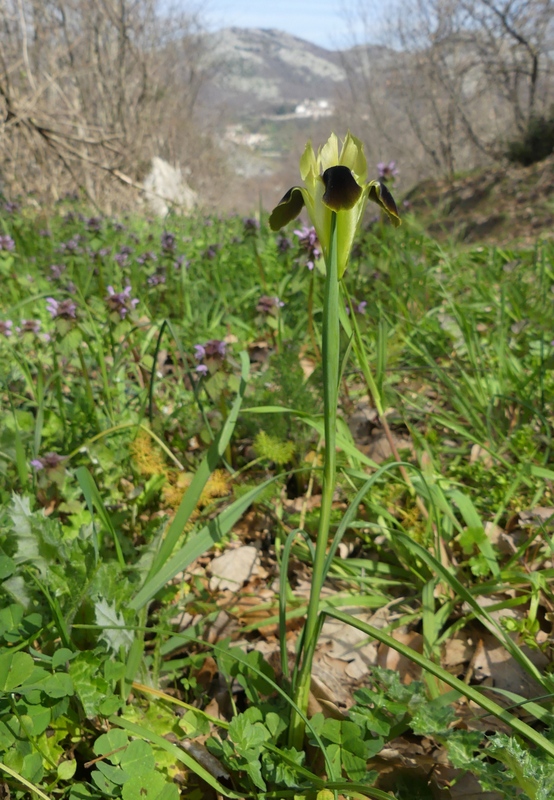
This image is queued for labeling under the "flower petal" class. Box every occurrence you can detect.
[269,187,306,231]
[339,132,367,183]
[322,166,363,211]
[299,142,317,182]
[318,133,340,172]
[368,180,401,227]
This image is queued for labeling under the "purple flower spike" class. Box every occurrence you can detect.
[0,235,15,251]
[356,301,367,314]
[105,285,139,319]
[17,319,41,335]
[204,339,226,359]
[86,216,102,232]
[49,264,66,280]
[294,226,321,270]
[195,364,209,375]
[46,297,78,320]
[277,235,292,253]
[194,344,206,361]
[377,161,399,181]
[243,217,260,233]
[0,320,13,337]
[31,452,65,471]
[257,295,285,314]
[161,232,176,253]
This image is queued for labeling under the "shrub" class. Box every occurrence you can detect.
[506,111,554,166]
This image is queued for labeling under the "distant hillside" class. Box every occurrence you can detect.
[203,27,351,117]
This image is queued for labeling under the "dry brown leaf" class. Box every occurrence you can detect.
[443,632,473,670]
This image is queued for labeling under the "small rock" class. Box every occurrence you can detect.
[208,545,260,592]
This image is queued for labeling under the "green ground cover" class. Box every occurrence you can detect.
[1,199,554,799]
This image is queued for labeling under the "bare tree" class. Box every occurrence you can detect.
[341,0,554,181]
[0,0,219,209]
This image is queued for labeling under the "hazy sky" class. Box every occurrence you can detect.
[204,0,369,50]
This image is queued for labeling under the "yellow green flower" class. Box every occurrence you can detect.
[269,132,400,277]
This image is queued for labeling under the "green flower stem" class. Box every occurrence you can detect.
[289,212,340,750]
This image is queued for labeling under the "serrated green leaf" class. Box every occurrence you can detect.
[244,756,267,791]
[69,652,113,718]
[94,597,134,654]
[228,715,270,751]
[178,708,210,738]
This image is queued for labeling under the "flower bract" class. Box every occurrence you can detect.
[269,132,400,277]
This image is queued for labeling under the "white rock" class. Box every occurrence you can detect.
[143,157,197,217]
[208,545,260,592]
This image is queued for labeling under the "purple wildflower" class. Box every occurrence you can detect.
[59,236,81,254]
[0,235,15,251]
[17,319,41,335]
[147,271,166,286]
[114,252,128,266]
[4,202,19,213]
[105,285,139,319]
[94,247,111,260]
[46,297,78,320]
[193,344,206,361]
[193,339,227,374]
[113,222,126,232]
[204,339,227,359]
[243,217,260,233]
[0,320,13,337]
[203,246,218,260]
[161,232,176,253]
[257,295,285,314]
[31,452,65,471]
[49,264,66,280]
[39,229,51,237]
[277,235,292,253]
[137,251,157,265]
[377,161,399,182]
[86,216,102,232]
[119,245,133,256]
[345,299,368,316]
[294,226,321,270]
[174,255,189,271]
